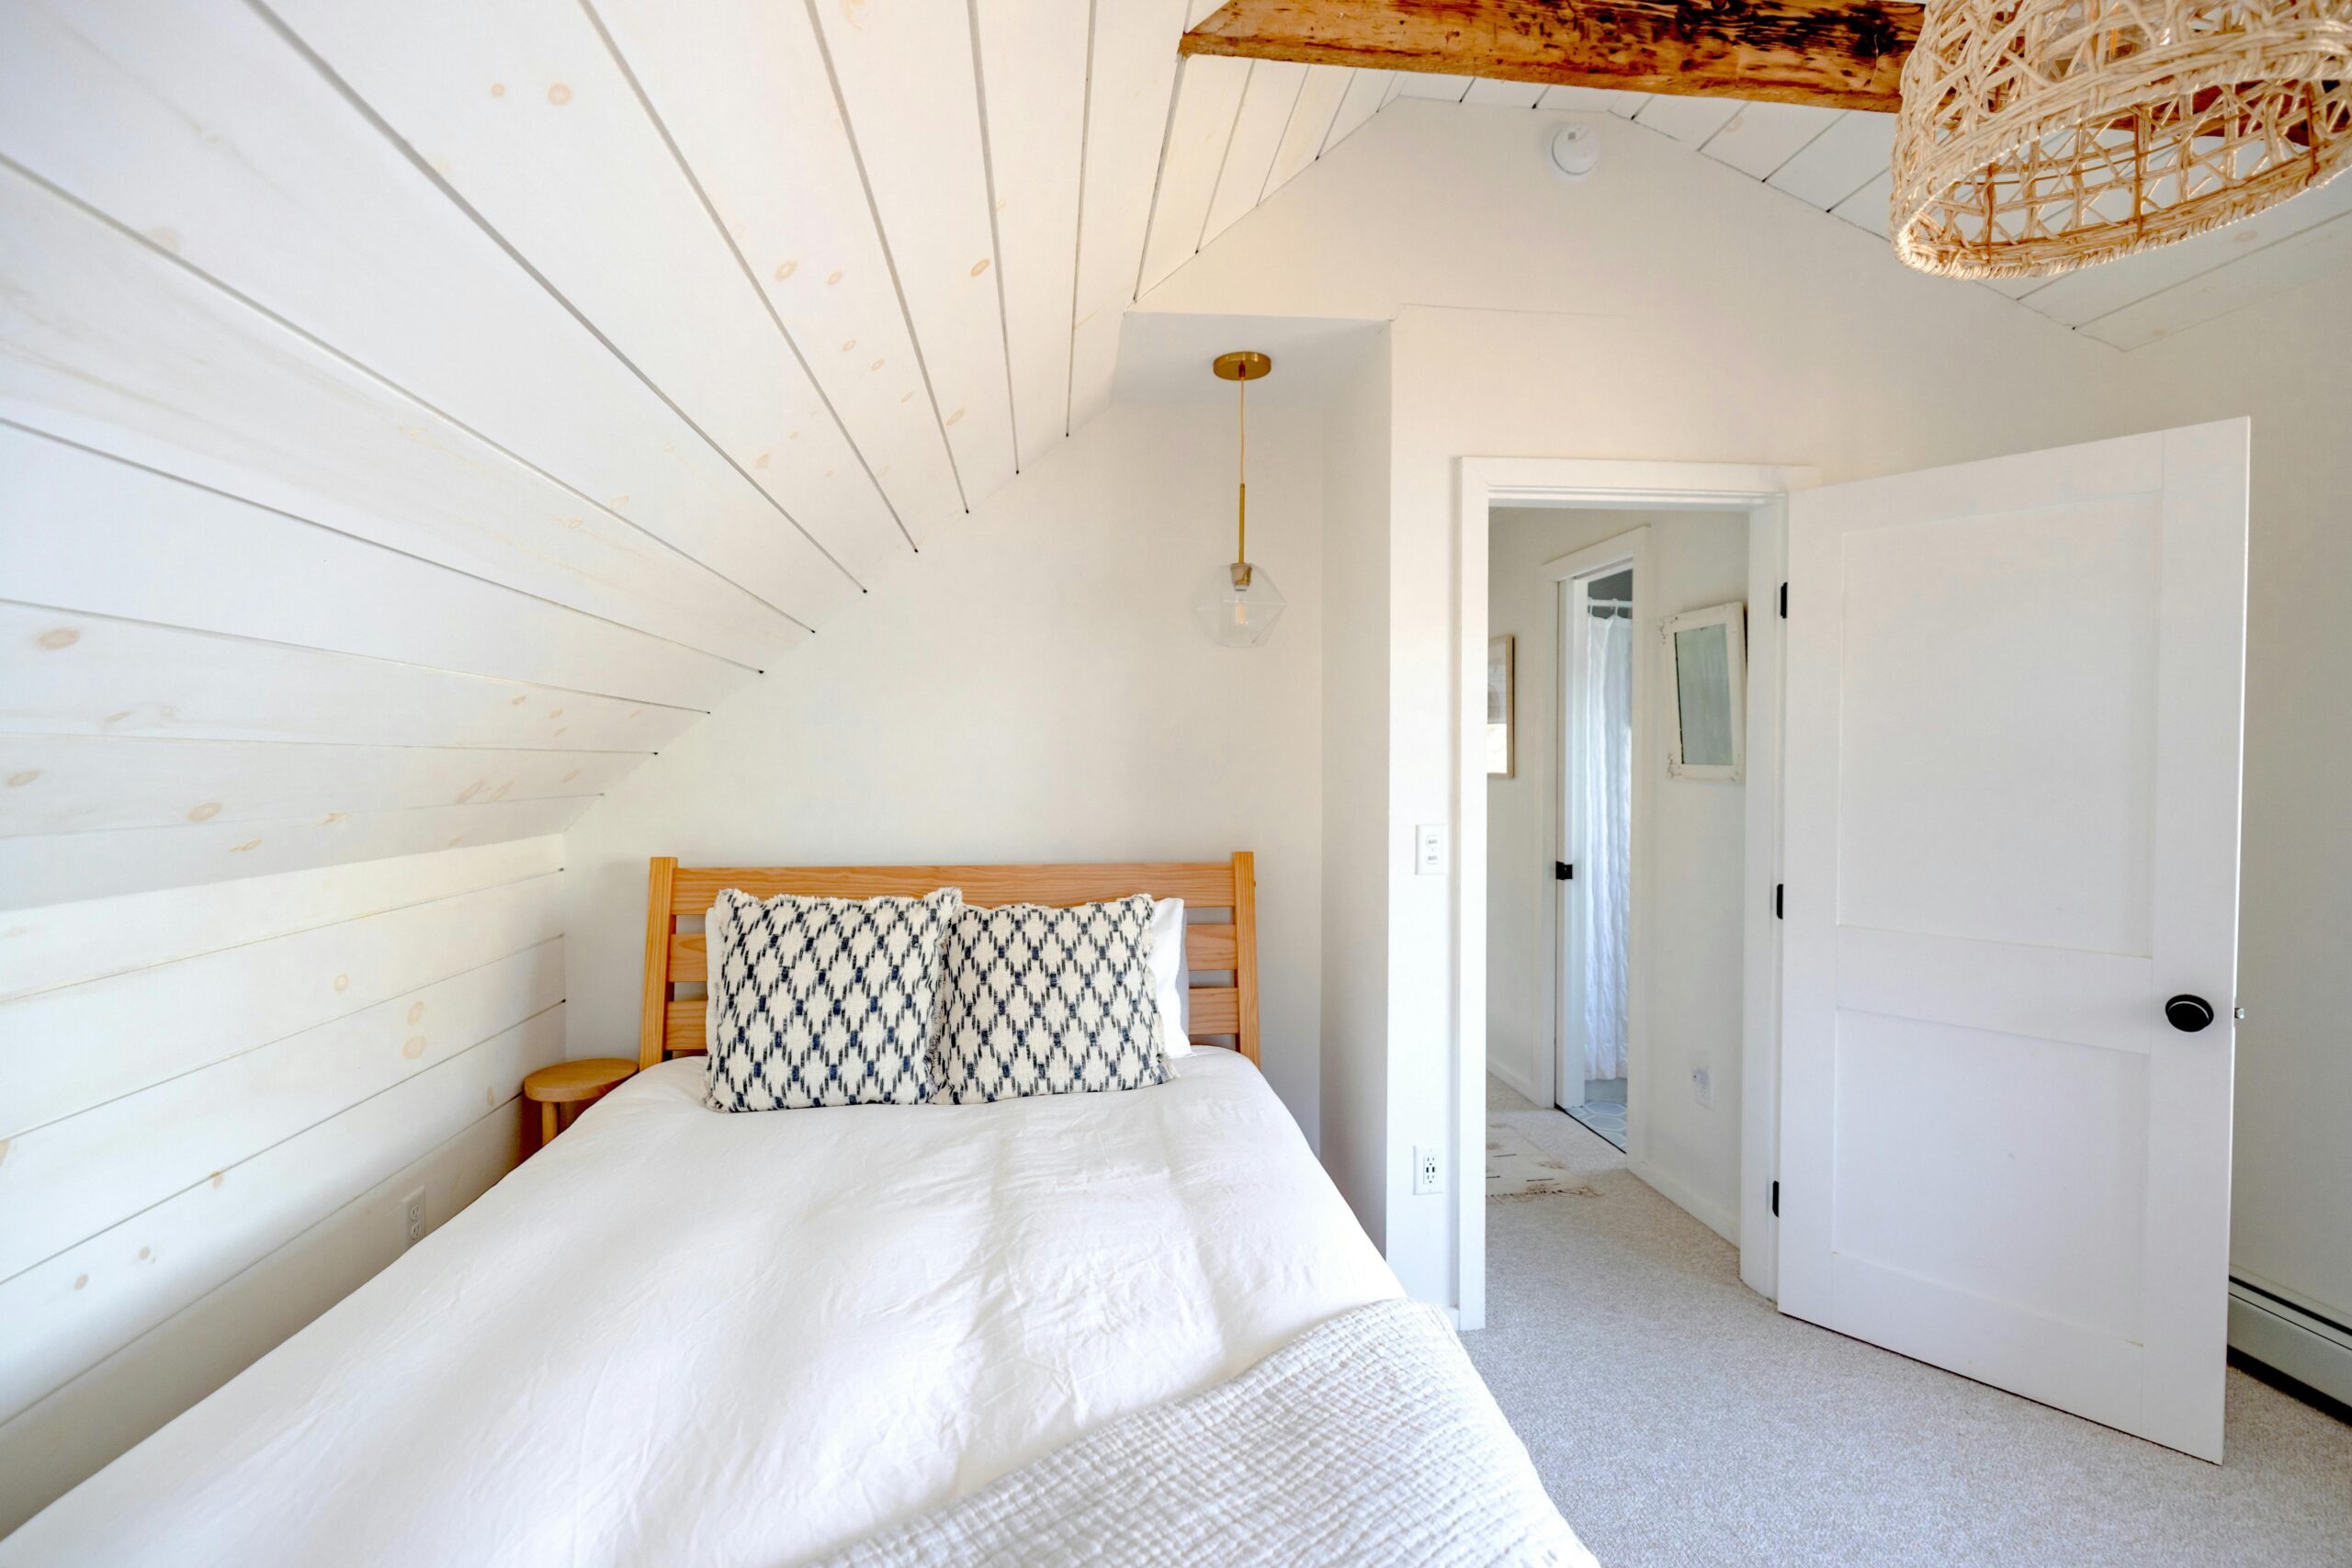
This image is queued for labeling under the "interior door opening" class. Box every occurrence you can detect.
[1557,564,1634,1150]
[1483,507,1755,1247]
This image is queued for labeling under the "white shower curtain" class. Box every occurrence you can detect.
[1577,605,1633,1081]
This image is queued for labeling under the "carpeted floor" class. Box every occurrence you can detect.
[1472,1077,2352,1567]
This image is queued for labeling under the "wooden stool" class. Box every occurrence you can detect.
[523,1057,637,1153]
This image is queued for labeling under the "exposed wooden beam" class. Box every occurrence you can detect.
[1180,0,1920,113]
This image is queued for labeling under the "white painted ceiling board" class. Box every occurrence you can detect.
[1138,54,1251,294]
[585,0,967,535]
[1067,0,1193,430]
[0,1003,564,1427]
[1394,73,1475,102]
[1634,94,1743,147]
[0,940,563,1284]
[807,0,1018,497]
[0,837,562,1004]
[1832,170,1896,236]
[1,608,701,755]
[1766,110,1896,209]
[1535,85,1652,117]
[0,796,587,913]
[1204,60,1310,244]
[2082,211,2352,348]
[0,0,867,643]
[0,428,740,711]
[0,173,808,670]
[1324,68,1394,152]
[1115,311,1386,406]
[1264,66,1353,197]
[1701,101,1842,180]
[2026,175,2352,329]
[264,0,906,590]
[0,736,639,839]
[1463,78,1546,108]
[972,0,1091,469]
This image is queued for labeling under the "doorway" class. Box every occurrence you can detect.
[1555,558,1634,1152]
[1457,458,1815,1332]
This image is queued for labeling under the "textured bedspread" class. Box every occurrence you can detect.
[815,1298,1593,1568]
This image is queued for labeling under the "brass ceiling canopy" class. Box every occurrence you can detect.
[1212,350,1272,382]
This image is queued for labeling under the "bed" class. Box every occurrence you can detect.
[7,856,1579,1566]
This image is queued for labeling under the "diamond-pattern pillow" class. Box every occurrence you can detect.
[705,886,961,1111]
[932,895,1170,1103]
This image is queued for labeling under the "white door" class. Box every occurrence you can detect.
[1778,421,2246,1461]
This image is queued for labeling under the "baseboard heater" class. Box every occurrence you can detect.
[2228,1276,2352,1408]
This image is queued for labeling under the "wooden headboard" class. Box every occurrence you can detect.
[639,853,1260,1070]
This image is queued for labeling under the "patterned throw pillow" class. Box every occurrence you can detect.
[933,895,1170,1103]
[705,887,961,1111]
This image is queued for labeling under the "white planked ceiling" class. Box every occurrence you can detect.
[5,0,2334,911]
[0,0,1400,911]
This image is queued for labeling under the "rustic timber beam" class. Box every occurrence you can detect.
[1179,0,1922,112]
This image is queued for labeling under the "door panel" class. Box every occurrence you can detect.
[1780,421,2245,1461]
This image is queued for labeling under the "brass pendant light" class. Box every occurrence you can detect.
[1198,350,1285,648]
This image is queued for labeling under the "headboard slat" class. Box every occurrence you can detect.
[639,854,1260,1071]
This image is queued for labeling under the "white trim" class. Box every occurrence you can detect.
[2229,1278,2352,1407]
[1630,1154,1741,1247]
[1455,457,1817,1332]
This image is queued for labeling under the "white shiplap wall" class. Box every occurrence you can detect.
[0,0,1275,1527]
[0,840,568,1532]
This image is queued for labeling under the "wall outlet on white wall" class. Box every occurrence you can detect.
[1690,1054,1713,1110]
[401,1188,427,1248]
[1413,1145,1445,1195]
[1414,823,1447,876]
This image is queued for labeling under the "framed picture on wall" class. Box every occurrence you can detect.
[1487,634,1514,777]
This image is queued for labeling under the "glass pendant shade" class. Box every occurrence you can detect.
[1198,348,1283,648]
[1198,560,1286,648]
[1892,0,2352,279]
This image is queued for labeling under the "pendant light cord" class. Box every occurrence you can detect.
[1236,370,1247,566]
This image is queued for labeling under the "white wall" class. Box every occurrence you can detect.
[2113,266,2352,1330]
[0,840,567,1532]
[1147,97,2352,1311]
[1485,509,1751,1238]
[560,401,1330,1136]
[1319,333,1394,1242]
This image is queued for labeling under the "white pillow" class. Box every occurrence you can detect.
[1148,897,1193,1058]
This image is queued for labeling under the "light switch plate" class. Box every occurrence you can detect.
[1414,823,1447,876]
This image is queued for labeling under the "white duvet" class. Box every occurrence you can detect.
[6,1050,1402,1567]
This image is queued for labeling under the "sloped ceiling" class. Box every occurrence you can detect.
[0,0,1392,910]
[6,0,2340,912]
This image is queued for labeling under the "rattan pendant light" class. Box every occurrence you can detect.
[1892,0,2352,278]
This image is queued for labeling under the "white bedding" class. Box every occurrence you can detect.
[6,1050,1402,1567]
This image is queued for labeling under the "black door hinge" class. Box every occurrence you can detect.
[1770,1179,1780,1218]
[1778,581,1787,618]
[1555,861,1573,881]
[1774,883,1783,919]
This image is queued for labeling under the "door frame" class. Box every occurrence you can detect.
[1536,529,1653,1122]
[1454,457,1817,1329]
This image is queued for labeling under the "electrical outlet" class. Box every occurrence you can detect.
[1414,823,1447,876]
[1690,1054,1713,1110]
[401,1188,427,1248]
[1413,1145,1445,1196]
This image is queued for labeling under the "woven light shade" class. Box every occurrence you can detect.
[1893,0,2352,278]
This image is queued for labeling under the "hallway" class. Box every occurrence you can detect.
[1471,1078,2352,1567]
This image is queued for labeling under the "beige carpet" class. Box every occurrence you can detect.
[1472,1077,2352,1567]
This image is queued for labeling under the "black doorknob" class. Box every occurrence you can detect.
[2165,995,2216,1033]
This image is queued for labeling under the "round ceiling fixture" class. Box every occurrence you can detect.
[1547,123,1602,183]
[1892,0,2352,278]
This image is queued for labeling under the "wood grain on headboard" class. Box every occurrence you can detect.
[639,854,1260,1069]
